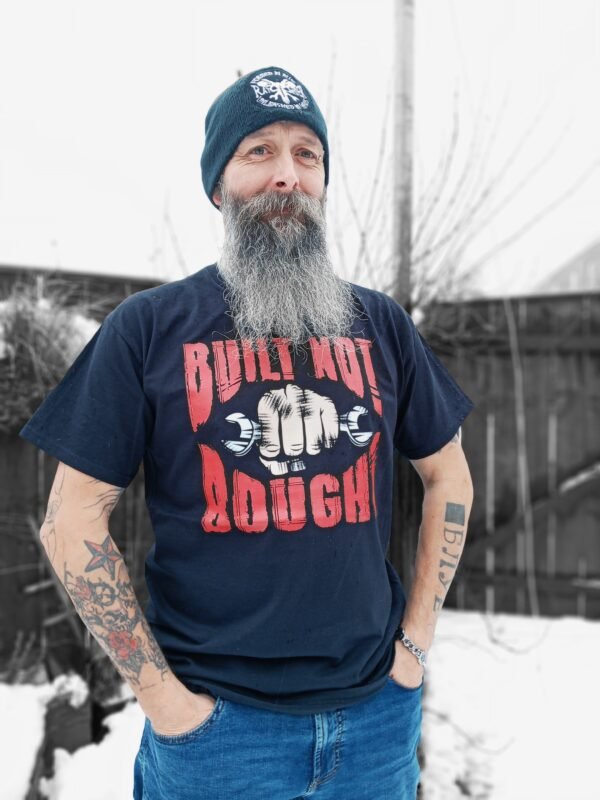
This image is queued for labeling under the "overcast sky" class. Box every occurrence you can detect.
[1,0,598,296]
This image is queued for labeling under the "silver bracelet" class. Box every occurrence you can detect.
[398,626,427,668]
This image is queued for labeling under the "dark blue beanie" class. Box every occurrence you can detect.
[201,66,329,209]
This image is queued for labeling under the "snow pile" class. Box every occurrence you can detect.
[0,673,88,800]
[48,672,90,708]
[39,701,145,800]
[0,681,48,800]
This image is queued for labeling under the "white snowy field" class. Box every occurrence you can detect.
[420,609,600,799]
[2,608,598,799]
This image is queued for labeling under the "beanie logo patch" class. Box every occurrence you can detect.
[250,70,309,110]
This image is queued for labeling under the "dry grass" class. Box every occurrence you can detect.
[0,281,98,434]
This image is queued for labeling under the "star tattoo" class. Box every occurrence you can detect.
[84,535,123,579]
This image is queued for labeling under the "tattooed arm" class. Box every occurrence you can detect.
[389,430,473,686]
[39,462,216,735]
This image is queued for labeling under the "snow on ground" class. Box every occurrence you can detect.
[39,701,145,800]
[0,673,89,800]
[421,609,600,799]
[0,681,48,800]
[3,610,599,799]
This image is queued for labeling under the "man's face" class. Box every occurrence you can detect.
[213,122,357,352]
[212,120,325,208]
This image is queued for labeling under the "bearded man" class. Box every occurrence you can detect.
[20,66,474,799]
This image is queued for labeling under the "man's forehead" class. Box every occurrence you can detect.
[240,122,323,148]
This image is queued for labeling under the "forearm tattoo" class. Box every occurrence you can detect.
[40,471,169,689]
[63,542,169,688]
[433,501,466,613]
[84,535,122,579]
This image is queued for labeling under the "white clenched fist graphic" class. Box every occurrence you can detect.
[258,385,338,474]
[221,386,373,476]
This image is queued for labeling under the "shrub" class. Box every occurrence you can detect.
[0,282,99,434]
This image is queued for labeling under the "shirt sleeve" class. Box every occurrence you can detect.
[19,313,153,488]
[393,307,474,460]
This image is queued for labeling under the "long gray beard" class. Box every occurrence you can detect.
[216,186,358,352]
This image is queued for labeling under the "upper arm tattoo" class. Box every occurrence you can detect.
[83,479,125,522]
[41,463,67,565]
[435,427,462,455]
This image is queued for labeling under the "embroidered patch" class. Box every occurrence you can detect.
[250,69,309,110]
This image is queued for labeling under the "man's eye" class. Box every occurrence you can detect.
[298,149,318,160]
[249,145,268,156]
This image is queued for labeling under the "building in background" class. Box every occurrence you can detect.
[534,239,600,294]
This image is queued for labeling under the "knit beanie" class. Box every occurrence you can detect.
[201,66,329,209]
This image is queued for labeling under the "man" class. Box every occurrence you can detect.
[20,66,473,799]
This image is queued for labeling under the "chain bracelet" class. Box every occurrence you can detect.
[398,626,427,668]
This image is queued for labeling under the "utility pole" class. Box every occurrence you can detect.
[392,0,415,313]
[389,0,422,626]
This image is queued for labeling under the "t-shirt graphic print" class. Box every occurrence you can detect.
[183,335,382,535]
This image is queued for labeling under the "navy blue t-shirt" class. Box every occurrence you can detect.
[19,263,473,715]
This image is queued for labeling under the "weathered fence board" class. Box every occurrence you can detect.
[424,293,600,619]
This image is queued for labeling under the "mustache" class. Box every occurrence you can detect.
[223,188,325,228]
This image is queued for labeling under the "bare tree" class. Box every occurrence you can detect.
[327,73,599,316]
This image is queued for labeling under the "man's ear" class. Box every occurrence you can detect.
[212,178,224,208]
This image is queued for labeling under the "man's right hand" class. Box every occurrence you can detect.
[148,685,217,737]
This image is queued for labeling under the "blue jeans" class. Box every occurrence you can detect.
[133,676,423,799]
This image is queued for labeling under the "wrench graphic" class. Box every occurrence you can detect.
[222,404,373,459]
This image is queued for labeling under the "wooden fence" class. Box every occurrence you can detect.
[421,292,600,619]
[0,433,149,677]
[0,266,159,673]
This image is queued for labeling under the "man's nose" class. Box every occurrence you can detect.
[267,152,300,193]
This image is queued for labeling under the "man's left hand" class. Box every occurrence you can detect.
[389,639,425,688]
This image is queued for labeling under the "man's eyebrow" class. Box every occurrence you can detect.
[242,130,323,149]
[297,134,323,149]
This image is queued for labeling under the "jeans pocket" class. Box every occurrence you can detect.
[149,696,226,744]
[387,676,424,692]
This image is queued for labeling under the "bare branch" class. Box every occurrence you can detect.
[463,160,600,273]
